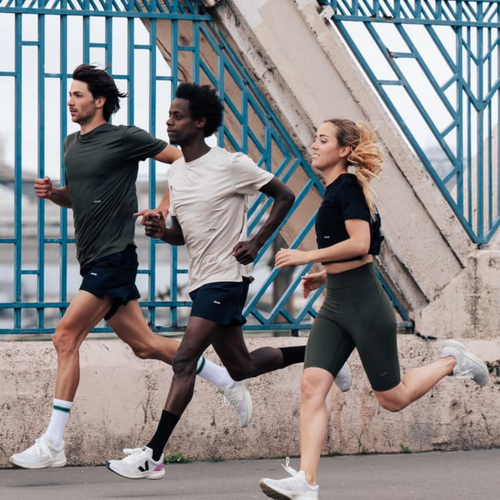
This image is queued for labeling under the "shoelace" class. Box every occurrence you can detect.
[27,438,51,457]
[122,447,149,463]
[282,457,299,476]
[123,447,143,455]
[267,458,306,492]
[220,386,241,407]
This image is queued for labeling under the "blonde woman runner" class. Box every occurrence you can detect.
[259,118,489,500]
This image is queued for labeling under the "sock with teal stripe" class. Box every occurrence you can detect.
[44,398,73,449]
[196,356,233,389]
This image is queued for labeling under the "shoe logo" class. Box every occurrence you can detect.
[90,272,98,276]
[213,300,221,305]
[138,461,150,472]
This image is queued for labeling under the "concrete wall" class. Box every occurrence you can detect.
[1,337,499,468]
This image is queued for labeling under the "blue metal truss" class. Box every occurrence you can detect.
[0,0,412,334]
[324,0,500,245]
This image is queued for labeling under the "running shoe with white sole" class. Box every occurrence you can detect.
[9,435,66,469]
[259,458,319,500]
[106,446,165,480]
[334,362,352,392]
[440,339,490,386]
[220,379,252,427]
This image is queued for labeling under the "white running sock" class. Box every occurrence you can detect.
[44,399,73,449]
[196,357,233,389]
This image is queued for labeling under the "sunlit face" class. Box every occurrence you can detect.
[67,80,103,125]
[311,122,350,172]
[166,98,203,146]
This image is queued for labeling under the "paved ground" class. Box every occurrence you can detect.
[0,449,499,499]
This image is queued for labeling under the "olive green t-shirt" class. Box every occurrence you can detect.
[64,123,167,266]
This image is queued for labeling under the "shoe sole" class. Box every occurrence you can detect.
[259,480,294,500]
[9,457,67,469]
[335,363,353,392]
[442,340,490,386]
[259,480,317,500]
[106,462,165,480]
[240,379,253,428]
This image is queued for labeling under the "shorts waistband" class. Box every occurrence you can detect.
[326,263,376,289]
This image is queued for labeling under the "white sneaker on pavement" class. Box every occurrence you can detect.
[220,379,253,427]
[9,435,66,469]
[334,362,352,392]
[259,458,319,500]
[106,446,165,480]
[440,340,489,386]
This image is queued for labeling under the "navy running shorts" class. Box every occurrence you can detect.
[189,278,250,326]
[79,245,140,320]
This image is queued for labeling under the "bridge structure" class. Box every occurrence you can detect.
[0,0,499,467]
[0,0,419,335]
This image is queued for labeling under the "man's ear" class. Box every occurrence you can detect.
[196,116,207,130]
[95,96,106,110]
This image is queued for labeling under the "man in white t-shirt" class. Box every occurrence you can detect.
[106,83,351,480]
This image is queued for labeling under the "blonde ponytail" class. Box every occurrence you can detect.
[325,119,384,220]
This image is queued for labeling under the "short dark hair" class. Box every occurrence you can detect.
[175,83,224,137]
[72,64,128,122]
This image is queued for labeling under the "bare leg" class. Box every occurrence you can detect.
[211,325,284,381]
[164,316,218,415]
[299,367,334,487]
[107,300,179,364]
[375,357,456,412]
[53,291,113,401]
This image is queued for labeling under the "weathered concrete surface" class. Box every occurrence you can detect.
[1,450,500,500]
[1,337,499,467]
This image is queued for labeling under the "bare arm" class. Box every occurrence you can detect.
[134,188,171,223]
[143,213,185,246]
[153,144,182,164]
[275,219,370,268]
[134,145,179,223]
[233,177,295,265]
[34,177,72,208]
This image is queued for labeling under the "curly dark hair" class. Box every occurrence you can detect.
[72,64,128,122]
[175,83,224,137]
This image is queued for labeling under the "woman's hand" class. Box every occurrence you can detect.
[275,248,311,268]
[301,271,327,298]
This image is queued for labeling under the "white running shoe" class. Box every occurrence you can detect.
[106,446,165,480]
[260,458,319,500]
[440,340,490,386]
[9,435,66,469]
[220,379,253,428]
[334,362,352,392]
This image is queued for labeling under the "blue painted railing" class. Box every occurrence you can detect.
[0,0,412,334]
[321,0,500,245]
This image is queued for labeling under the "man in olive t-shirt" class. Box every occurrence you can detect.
[9,65,252,472]
[63,123,167,266]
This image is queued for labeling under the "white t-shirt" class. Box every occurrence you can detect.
[167,147,274,292]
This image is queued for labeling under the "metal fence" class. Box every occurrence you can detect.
[0,0,412,334]
[323,0,500,245]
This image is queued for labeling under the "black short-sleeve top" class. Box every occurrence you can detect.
[315,173,383,264]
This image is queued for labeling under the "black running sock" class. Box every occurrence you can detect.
[280,346,306,368]
[146,410,180,462]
